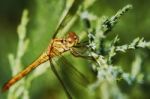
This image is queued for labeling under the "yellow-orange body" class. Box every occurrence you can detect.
[2,32,79,92]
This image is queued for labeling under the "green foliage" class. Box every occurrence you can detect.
[7,9,29,99]
[80,3,149,99]
[0,0,150,99]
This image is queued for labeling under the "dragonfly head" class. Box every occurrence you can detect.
[66,32,79,47]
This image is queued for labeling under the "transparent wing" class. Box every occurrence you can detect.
[49,59,72,98]
[50,55,90,98]
[52,0,84,38]
[52,55,89,86]
[61,56,89,85]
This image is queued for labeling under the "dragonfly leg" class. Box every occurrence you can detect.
[75,41,89,48]
[49,60,72,99]
[70,49,94,60]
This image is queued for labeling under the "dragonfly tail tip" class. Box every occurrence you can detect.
[1,85,9,93]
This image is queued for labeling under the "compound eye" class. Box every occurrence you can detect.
[67,32,76,38]
[66,32,79,45]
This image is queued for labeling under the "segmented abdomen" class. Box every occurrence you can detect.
[2,52,49,92]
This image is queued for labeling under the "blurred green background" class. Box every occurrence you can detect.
[0,0,150,99]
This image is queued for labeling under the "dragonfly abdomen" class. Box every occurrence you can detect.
[2,52,49,92]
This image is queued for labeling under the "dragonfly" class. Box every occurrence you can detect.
[2,0,93,98]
